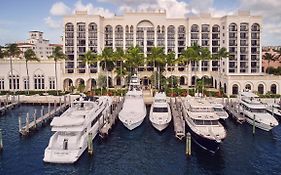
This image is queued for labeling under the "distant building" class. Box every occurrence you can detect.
[16,31,62,59]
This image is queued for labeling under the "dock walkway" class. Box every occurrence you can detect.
[170,98,185,140]
[19,98,71,136]
[0,96,20,115]
[99,97,124,138]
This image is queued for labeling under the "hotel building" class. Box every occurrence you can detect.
[0,10,280,96]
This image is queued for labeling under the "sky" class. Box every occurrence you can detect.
[0,0,281,46]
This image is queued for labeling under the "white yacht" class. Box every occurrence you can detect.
[238,91,279,131]
[208,100,229,120]
[182,96,226,153]
[119,75,146,130]
[149,92,171,131]
[267,103,281,118]
[43,96,112,163]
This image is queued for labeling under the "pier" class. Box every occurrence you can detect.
[224,99,245,124]
[99,97,124,138]
[19,96,72,136]
[170,98,185,140]
[0,95,20,115]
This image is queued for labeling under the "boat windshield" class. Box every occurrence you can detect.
[250,109,267,113]
[193,119,219,125]
[190,107,213,112]
[214,108,224,112]
[153,107,168,113]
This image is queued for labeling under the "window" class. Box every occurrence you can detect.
[49,77,55,90]
[0,78,4,90]
[153,107,168,113]
[23,78,29,90]
[34,75,45,90]
[9,75,19,90]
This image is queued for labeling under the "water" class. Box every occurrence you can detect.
[0,105,281,175]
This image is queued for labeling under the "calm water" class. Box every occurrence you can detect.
[0,105,281,175]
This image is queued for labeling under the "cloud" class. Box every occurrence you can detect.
[73,0,114,17]
[44,17,62,29]
[50,2,71,16]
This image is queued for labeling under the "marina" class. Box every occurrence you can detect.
[0,102,281,174]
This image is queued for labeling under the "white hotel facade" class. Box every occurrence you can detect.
[0,10,280,96]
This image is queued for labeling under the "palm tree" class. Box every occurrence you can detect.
[273,48,281,63]
[146,47,166,90]
[165,51,177,92]
[5,44,21,94]
[125,46,144,75]
[80,50,98,91]
[98,48,115,92]
[113,48,127,87]
[263,52,276,73]
[0,46,4,59]
[49,46,67,96]
[199,47,211,93]
[179,46,196,87]
[24,49,39,95]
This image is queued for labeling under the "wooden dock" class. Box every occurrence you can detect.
[99,97,124,138]
[19,97,71,136]
[224,100,245,124]
[0,95,20,115]
[170,98,185,140]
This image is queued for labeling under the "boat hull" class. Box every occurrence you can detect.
[151,121,169,131]
[245,117,274,131]
[121,117,145,130]
[186,125,221,153]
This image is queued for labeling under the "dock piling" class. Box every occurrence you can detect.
[186,132,191,156]
[88,132,93,155]
[253,114,256,135]
[25,113,30,133]
[33,109,37,129]
[0,129,3,151]
[18,115,22,132]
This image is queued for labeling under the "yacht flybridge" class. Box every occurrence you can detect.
[182,96,226,153]
[208,99,229,120]
[149,92,171,131]
[119,74,146,130]
[238,91,278,131]
[43,96,112,164]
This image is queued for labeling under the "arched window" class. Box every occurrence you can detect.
[245,84,251,90]
[34,74,45,90]
[232,84,239,95]
[258,84,264,94]
[105,25,113,48]
[270,84,277,94]
[180,76,185,85]
[251,23,260,31]
[115,25,124,48]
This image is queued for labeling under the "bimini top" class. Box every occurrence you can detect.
[240,91,258,98]
[154,92,167,104]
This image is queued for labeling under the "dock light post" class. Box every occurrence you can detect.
[18,115,22,132]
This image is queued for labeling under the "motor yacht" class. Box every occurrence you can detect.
[43,95,112,163]
[119,75,146,130]
[182,96,227,153]
[238,91,279,131]
[149,92,171,131]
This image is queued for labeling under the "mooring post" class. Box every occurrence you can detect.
[18,115,22,132]
[64,96,67,105]
[48,102,51,114]
[26,112,30,133]
[59,98,62,107]
[271,106,274,117]
[54,100,57,114]
[88,132,93,155]
[253,114,256,135]
[186,132,191,156]
[33,109,37,129]
[6,94,8,105]
[68,95,71,105]
[0,129,3,151]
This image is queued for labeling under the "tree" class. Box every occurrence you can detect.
[98,48,115,92]
[24,49,40,95]
[274,48,281,63]
[179,46,196,87]
[146,47,166,89]
[125,46,144,75]
[5,44,21,94]
[199,47,211,93]
[0,46,4,59]
[80,50,98,91]
[263,52,276,73]
[49,46,67,95]
[113,48,127,87]
[166,51,178,92]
